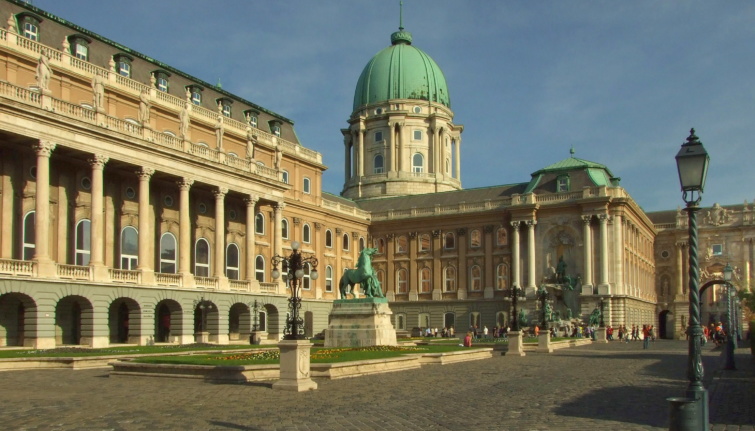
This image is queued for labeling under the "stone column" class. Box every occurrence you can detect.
[32,141,56,276]
[455,137,461,182]
[598,214,610,293]
[343,133,351,183]
[742,238,752,291]
[273,202,284,259]
[136,168,155,282]
[511,221,521,290]
[582,215,593,288]
[387,122,395,174]
[483,225,494,299]
[613,214,624,295]
[245,195,258,281]
[214,187,227,279]
[177,178,193,277]
[357,127,364,177]
[526,220,537,290]
[676,242,685,297]
[89,154,109,280]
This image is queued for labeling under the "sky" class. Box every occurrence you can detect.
[30,0,755,212]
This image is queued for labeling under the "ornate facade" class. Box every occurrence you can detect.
[0,1,751,349]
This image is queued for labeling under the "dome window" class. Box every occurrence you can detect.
[413,106,421,114]
[375,108,383,115]
[413,130,422,141]
[374,131,383,142]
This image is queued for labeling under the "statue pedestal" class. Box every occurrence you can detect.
[273,339,317,392]
[537,333,553,353]
[324,298,397,348]
[507,331,526,356]
[595,327,608,343]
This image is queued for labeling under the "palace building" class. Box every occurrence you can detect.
[0,0,751,348]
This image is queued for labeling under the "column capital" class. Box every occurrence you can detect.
[526,220,537,227]
[510,221,521,228]
[88,154,109,169]
[137,167,155,181]
[274,202,286,211]
[214,187,228,199]
[582,215,593,224]
[598,214,610,222]
[33,140,56,157]
[176,178,194,190]
[244,195,258,206]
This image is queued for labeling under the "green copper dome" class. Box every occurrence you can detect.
[353,27,451,111]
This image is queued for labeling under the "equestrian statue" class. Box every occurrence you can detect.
[339,247,383,299]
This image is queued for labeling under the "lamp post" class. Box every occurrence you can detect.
[599,297,606,328]
[672,128,710,430]
[192,297,215,344]
[723,263,736,370]
[510,285,522,331]
[271,241,319,340]
[249,299,261,345]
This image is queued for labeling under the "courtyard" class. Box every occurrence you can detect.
[0,340,752,430]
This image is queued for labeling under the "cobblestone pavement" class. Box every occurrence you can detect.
[0,340,752,431]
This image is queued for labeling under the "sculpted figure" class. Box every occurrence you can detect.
[36,49,52,91]
[339,248,383,299]
[138,89,151,124]
[214,108,224,149]
[92,74,105,111]
[179,102,190,140]
[274,144,283,170]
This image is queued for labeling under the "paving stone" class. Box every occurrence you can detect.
[0,340,752,430]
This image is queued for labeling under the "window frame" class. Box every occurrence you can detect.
[444,266,456,292]
[373,154,384,174]
[325,265,333,292]
[22,211,35,261]
[303,223,311,244]
[420,267,432,293]
[75,219,92,266]
[281,218,289,240]
[159,232,178,274]
[226,243,240,280]
[444,232,456,249]
[303,177,311,194]
[120,226,138,270]
[194,238,211,277]
[325,229,333,248]
[470,265,482,291]
[396,268,408,293]
[412,153,424,173]
[255,255,265,282]
[255,213,265,235]
[470,229,482,248]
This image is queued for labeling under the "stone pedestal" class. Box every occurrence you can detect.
[324,298,397,348]
[595,327,608,343]
[507,331,526,356]
[537,332,553,353]
[249,331,262,345]
[195,331,209,344]
[273,339,317,392]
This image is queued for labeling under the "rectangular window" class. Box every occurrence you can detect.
[191,91,201,105]
[119,62,130,77]
[557,176,570,192]
[250,116,257,127]
[375,131,383,142]
[273,126,281,136]
[75,43,88,61]
[23,22,38,41]
[712,244,723,255]
[413,130,422,140]
[157,77,168,92]
[222,104,231,117]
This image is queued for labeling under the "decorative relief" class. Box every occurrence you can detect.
[293,217,301,225]
[484,225,494,233]
[432,230,441,238]
[704,203,732,226]
[456,228,467,236]
[409,231,417,239]
[314,222,322,230]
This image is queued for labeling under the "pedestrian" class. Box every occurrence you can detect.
[642,325,650,349]
[463,332,473,347]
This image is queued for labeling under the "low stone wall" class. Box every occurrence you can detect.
[311,355,421,379]
[417,348,493,364]
[0,356,118,371]
[110,361,279,382]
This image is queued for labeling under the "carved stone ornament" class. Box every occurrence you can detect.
[314,222,322,230]
[336,228,343,234]
[704,203,732,226]
[409,232,417,239]
[432,230,441,238]
[456,228,467,236]
[484,225,494,233]
[293,217,301,225]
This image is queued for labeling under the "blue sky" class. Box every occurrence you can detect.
[32,0,755,212]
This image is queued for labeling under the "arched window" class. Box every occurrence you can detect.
[496,227,508,246]
[75,219,91,266]
[282,170,289,184]
[120,226,138,270]
[396,235,408,254]
[303,177,311,194]
[325,229,333,248]
[255,255,265,282]
[159,232,177,273]
[359,237,366,251]
[343,233,350,251]
[412,153,424,173]
[22,211,35,261]
[376,269,386,295]
[444,266,456,292]
[373,154,384,174]
[255,213,265,234]
[303,224,311,243]
[496,263,509,290]
[420,267,431,293]
[419,234,430,252]
[281,218,289,239]
[470,312,481,329]
[470,229,481,248]
[302,263,312,290]
[470,265,482,291]
[194,238,210,277]
[376,238,385,254]
[226,243,240,280]
[396,268,408,293]
[325,266,333,292]
[444,232,455,249]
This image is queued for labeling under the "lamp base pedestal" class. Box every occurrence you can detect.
[273,339,317,392]
[507,331,526,356]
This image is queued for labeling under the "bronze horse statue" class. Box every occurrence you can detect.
[339,247,383,299]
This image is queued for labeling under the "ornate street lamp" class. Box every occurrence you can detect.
[271,241,319,340]
[510,285,522,331]
[538,286,549,329]
[599,297,606,328]
[673,128,710,430]
[192,297,214,333]
[249,299,261,345]
[723,263,736,370]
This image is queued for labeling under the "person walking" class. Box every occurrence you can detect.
[642,325,650,349]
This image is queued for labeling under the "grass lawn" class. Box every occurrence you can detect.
[132,344,472,367]
[0,344,254,359]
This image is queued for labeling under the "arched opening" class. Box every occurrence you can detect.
[108,298,141,344]
[0,293,37,347]
[228,302,251,342]
[263,303,280,340]
[444,312,456,331]
[56,296,93,346]
[659,309,674,340]
[193,300,218,343]
[155,300,181,343]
